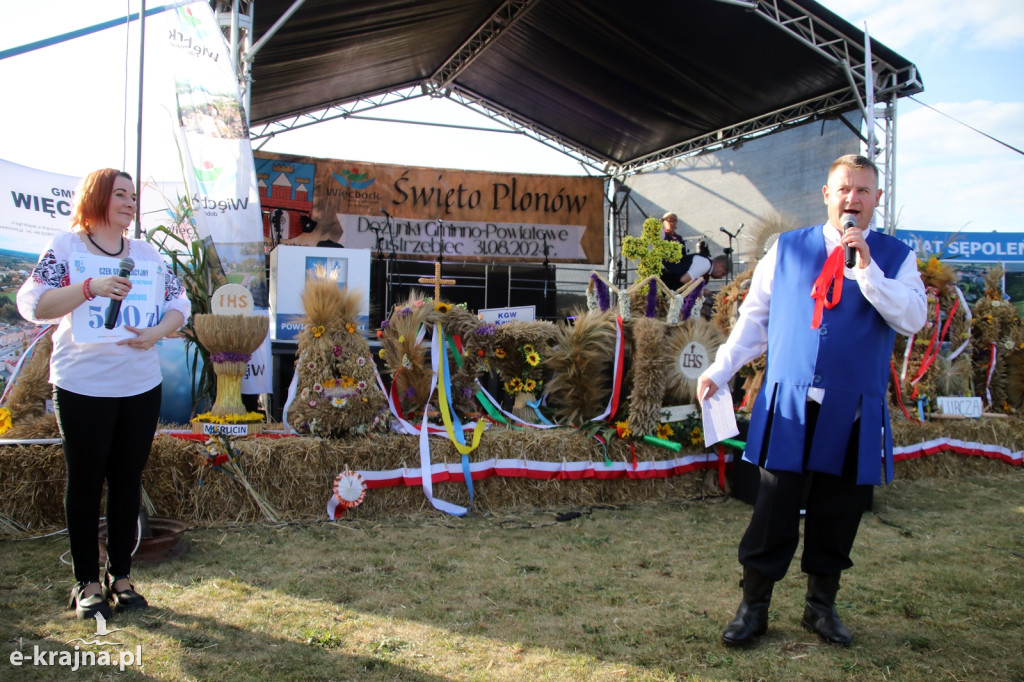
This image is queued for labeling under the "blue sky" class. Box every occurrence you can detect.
[1,0,1021,234]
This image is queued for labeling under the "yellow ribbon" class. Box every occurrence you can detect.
[434,323,486,455]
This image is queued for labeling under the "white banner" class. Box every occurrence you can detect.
[156,2,270,393]
[339,214,587,260]
[0,158,193,257]
[0,160,80,257]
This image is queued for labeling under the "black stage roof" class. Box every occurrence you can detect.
[244,0,923,172]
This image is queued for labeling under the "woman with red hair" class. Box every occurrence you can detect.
[17,169,191,620]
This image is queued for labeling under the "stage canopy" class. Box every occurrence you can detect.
[241,0,923,174]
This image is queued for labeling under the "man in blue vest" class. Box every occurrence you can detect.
[696,154,927,647]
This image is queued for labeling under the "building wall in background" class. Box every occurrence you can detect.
[622,115,861,275]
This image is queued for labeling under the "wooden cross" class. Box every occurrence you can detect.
[621,217,682,280]
[418,260,456,300]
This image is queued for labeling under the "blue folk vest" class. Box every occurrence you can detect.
[742,225,911,485]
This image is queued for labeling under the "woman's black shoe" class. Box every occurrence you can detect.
[103,573,148,612]
[69,581,112,621]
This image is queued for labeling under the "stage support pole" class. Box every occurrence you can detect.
[134,0,147,238]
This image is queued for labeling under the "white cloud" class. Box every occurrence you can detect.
[895,155,1024,232]
[893,101,1024,231]
[899,101,1024,161]
[818,0,1024,52]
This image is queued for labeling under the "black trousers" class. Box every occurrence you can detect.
[738,402,874,581]
[54,385,161,583]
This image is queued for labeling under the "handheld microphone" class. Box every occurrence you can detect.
[103,257,135,330]
[841,214,857,268]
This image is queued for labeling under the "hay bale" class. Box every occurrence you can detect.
[1,417,1019,535]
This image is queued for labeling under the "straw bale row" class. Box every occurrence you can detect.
[1,417,1019,536]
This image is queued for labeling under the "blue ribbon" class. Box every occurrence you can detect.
[438,327,474,509]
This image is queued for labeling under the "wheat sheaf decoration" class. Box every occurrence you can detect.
[0,326,58,438]
[543,309,618,425]
[286,272,388,437]
[490,319,559,422]
[438,302,488,415]
[624,316,669,437]
[193,313,268,418]
[377,291,443,419]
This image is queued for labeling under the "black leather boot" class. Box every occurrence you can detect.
[801,572,852,645]
[721,566,774,646]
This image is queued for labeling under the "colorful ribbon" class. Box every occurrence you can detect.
[985,342,997,408]
[890,361,920,422]
[945,286,972,361]
[592,316,625,422]
[910,288,959,399]
[433,323,487,457]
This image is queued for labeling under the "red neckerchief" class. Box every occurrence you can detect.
[810,246,846,329]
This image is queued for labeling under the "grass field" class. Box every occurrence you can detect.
[1,465,1021,681]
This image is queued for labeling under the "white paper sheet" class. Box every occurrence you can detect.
[701,385,740,447]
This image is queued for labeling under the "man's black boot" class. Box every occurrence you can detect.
[801,572,853,645]
[721,566,774,647]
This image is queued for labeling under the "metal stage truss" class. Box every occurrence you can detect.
[211,0,921,280]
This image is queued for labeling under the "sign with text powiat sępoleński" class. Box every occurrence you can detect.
[254,151,605,264]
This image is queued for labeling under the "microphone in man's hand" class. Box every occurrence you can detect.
[104,257,135,330]
[841,213,858,268]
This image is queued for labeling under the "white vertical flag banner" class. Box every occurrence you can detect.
[156,2,271,393]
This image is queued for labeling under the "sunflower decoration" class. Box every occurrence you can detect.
[286,272,388,437]
[489,320,559,421]
[677,410,704,447]
[968,265,1024,412]
[543,309,619,425]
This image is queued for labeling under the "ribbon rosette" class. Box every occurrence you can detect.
[328,470,367,519]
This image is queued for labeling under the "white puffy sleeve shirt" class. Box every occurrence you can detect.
[16,232,192,397]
